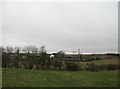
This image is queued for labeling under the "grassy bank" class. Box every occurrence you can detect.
[2,68,118,87]
[79,59,118,69]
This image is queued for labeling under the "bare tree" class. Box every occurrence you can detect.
[23,45,38,54]
[39,46,46,53]
[56,51,65,60]
[14,46,20,53]
[30,45,38,53]
[6,46,14,53]
[22,46,30,53]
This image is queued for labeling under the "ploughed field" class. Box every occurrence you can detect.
[2,68,118,87]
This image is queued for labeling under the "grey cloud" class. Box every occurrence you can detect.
[2,2,118,53]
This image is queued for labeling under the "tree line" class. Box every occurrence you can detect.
[1,45,119,71]
[1,46,64,70]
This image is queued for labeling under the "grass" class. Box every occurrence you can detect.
[79,59,118,69]
[2,68,118,87]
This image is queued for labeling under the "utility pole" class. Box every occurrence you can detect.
[78,49,80,62]
[72,51,75,61]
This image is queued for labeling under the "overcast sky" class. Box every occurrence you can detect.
[0,1,118,53]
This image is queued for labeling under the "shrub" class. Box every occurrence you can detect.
[32,64,37,70]
[97,64,106,70]
[106,64,118,70]
[52,60,63,70]
[86,63,119,71]
[65,62,81,71]
[98,64,119,71]
[86,63,99,71]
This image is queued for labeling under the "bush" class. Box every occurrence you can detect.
[32,64,37,70]
[97,64,106,70]
[86,63,119,71]
[106,64,118,70]
[65,62,81,71]
[97,64,119,71]
[86,63,99,71]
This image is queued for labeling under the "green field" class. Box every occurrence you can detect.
[2,68,118,87]
[79,59,118,68]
